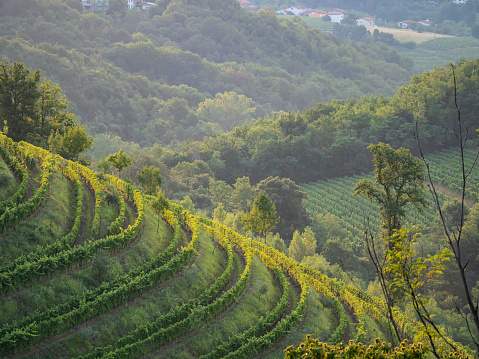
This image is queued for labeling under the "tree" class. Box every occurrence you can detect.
[196,91,256,132]
[288,227,316,262]
[107,0,127,17]
[48,125,93,162]
[354,143,428,345]
[288,230,306,262]
[0,61,40,142]
[385,228,455,358]
[231,176,255,212]
[471,22,479,39]
[107,148,131,175]
[213,202,227,224]
[415,64,479,354]
[137,166,162,195]
[179,195,195,213]
[64,0,83,11]
[36,80,76,145]
[265,232,287,253]
[301,226,317,255]
[209,179,233,210]
[0,61,83,154]
[242,192,279,238]
[97,156,111,174]
[354,142,428,239]
[256,176,311,241]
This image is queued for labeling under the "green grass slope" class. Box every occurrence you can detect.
[0,134,471,359]
[0,155,18,201]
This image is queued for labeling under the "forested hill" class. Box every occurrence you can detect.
[0,0,412,147]
[153,58,479,187]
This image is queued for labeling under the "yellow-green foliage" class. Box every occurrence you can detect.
[285,337,428,359]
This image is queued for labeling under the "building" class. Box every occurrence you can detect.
[418,19,434,26]
[81,0,92,11]
[238,0,257,9]
[81,0,109,11]
[80,0,155,11]
[356,17,375,27]
[398,20,415,28]
[308,10,327,18]
[328,11,344,23]
[283,6,311,15]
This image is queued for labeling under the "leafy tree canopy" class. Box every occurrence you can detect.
[257,176,311,241]
[242,191,279,238]
[107,148,131,174]
[354,143,428,238]
[137,166,163,195]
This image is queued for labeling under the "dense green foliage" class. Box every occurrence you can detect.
[2,2,479,356]
[0,126,476,359]
[0,0,414,148]
[285,336,428,359]
[148,57,479,207]
[242,192,279,237]
[354,143,428,238]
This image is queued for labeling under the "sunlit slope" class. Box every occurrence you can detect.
[0,133,470,358]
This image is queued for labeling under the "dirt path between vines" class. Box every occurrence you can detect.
[434,185,476,208]
[74,181,95,247]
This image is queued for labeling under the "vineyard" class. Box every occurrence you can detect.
[0,133,473,359]
[418,37,479,51]
[300,146,479,242]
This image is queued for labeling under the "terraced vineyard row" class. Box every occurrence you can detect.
[0,134,471,358]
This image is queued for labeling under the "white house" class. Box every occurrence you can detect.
[127,0,156,10]
[328,11,344,23]
[453,0,467,3]
[284,6,310,15]
[81,0,92,11]
[356,17,375,27]
[398,20,415,28]
[418,19,434,26]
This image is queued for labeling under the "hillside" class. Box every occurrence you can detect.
[0,0,413,148]
[0,132,474,358]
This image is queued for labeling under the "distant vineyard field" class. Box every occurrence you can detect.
[419,37,479,51]
[301,173,441,242]
[364,26,454,44]
[301,146,478,241]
